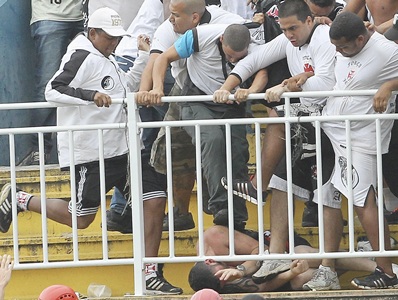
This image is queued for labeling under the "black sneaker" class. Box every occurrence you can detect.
[221,177,267,205]
[105,209,132,234]
[0,183,22,233]
[162,207,195,231]
[145,275,183,295]
[351,266,398,289]
[213,208,246,231]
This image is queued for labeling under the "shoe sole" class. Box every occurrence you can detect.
[0,183,12,233]
[145,290,182,295]
[252,263,291,283]
[303,283,341,291]
[221,178,263,206]
[351,280,398,290]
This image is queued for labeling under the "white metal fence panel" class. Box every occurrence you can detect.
[0,90,397,296]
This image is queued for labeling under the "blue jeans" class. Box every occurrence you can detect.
[30,20,83,153]
[110,56,173,213]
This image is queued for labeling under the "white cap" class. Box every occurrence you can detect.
[88,7,130,37]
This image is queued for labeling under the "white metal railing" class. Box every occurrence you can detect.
[1,90,398,296]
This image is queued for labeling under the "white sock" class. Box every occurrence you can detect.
[16,191,33,211]
[145,263,158,280]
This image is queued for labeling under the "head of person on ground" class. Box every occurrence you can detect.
[384,14,398,43]
[168,0,206,34]
[187,226,315,293]
[38,285,77,300]
[87,7,129,58]
[278,0,315,48]
[220,24,251,63]
[329,11,370,58]
[190,288,223,300]
[189,260,224,292]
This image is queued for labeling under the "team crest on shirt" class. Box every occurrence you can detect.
[302,56,314,72]
[250,27,265,43]
[343,61,362,85]
[101,76,115,90]
[265,5,279,20]
[338,156,359,189]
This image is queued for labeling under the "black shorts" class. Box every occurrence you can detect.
[270,103,334,198]
[242,229,311,249]
[67,154,167,215]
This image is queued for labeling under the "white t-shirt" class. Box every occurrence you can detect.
[322,32,398,155]
[31,0,83,24]
[151,5,245,88]
[175,24,259,95]
[231,24,336,105]
[115,0,164,59]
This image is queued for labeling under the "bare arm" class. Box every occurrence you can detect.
[148,46,180,105]
[374,18,394,34]
[265,72,313,103]
[0,255,13,300]
[139,52,160,92]
[213,75,242,103]
[220,259,310,293]
[373,79,398,113]
[234,69,269,103]
[135,52,160,105]
[343,0,366,15]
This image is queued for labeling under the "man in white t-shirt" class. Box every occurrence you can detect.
[148,23,267,231]
[307,12,398,290]
[131,0,246,232]
[213,0,337,288]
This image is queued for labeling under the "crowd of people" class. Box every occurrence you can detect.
[1,0,398,298]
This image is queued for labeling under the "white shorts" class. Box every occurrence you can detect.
[314,140,377,208]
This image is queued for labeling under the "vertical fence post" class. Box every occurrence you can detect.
[127,93,145,295]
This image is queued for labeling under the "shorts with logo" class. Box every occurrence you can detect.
[267,103,335,200]
[150,85,196,175]
[313,139,376,209]
[67,154,167,216]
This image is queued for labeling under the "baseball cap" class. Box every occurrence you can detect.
[88,7,130,37]
[384,14,398,41]
[190,288,223,300]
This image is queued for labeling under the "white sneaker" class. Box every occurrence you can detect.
[302,265,341,291]
[252,252,291,283]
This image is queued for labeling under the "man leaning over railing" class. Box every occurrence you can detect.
[213,0,338,290]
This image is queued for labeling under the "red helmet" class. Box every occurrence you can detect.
[38,285,78,300]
